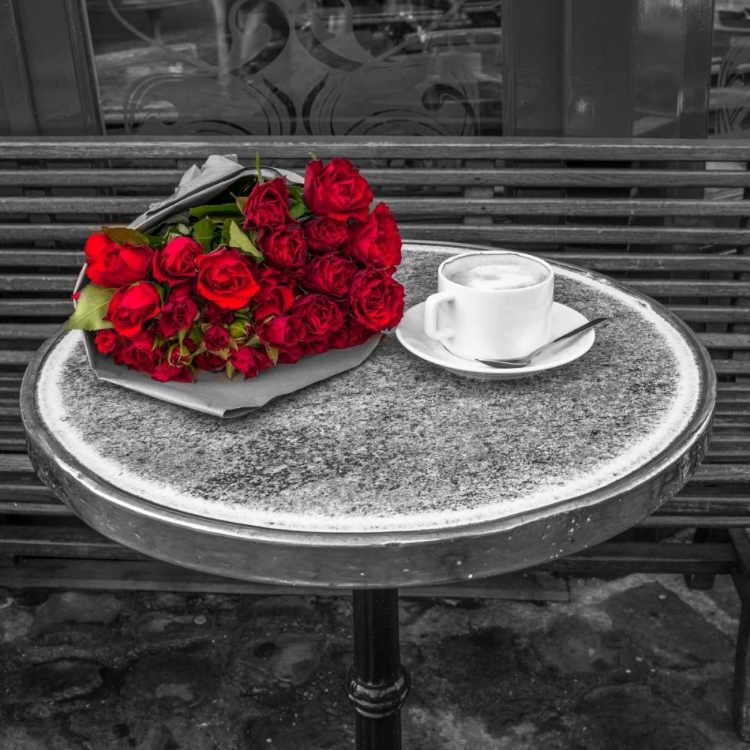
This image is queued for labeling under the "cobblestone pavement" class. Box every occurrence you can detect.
[0,572,745,749]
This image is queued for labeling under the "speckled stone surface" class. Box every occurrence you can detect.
[35,244,705,534]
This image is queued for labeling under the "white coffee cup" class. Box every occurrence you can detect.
[424,250,554,360]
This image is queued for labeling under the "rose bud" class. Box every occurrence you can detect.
[167,343,193,368]
[194,351,227,371]
[94,329,122,357]
[304,158,373,222]
[151,361,194,383]
[256,315,305,356]
[242,177,295,231]
[85,233,153,288]
[230,346,274,379]
[157,295,199,339]
[203,302,235,325]
[348,268,405,331]
[152,237,202,285]
[196,248,260,310]
[119,329,162,372]
[105,281,162,337]
[203,324,231,352]
[346,203,402,270]
[228,321,249,339]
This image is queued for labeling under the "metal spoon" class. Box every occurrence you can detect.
[477,317,610,369]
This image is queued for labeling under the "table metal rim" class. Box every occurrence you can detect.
[20,248,716,551]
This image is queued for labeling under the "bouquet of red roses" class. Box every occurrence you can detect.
[67,157,405,384]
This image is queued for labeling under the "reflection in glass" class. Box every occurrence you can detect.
[85,0,502,136]
[711,0,750,136]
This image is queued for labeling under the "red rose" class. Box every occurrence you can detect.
[203,324,230,352]
[151,361,194,383]
[348,269,405,331]
[119,330,162,373]
[302,253,357,298]
[230,346,273,379]
[153,237,202,285]
[196,248,260,310]
[254,268,297,320]
[105,282,162,337]
[94,329,122,357]
[194,351,227,372]
[166,343,194,368]
[256,315,305,357]
[304,217,349,254]
[329,318,376,349]
[243,177,295,230]
[85,233,153,288]
[157,295,199,339]
[346,203,402,270]
[257,226,308,275]
[292,294,344,341]
[203,302,235,325]
[304,158,373,222]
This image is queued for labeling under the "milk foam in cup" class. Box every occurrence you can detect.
[424,251,554,361]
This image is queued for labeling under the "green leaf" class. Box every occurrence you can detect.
[288,185,304,201]
[192,217,216,251]
[176,223,191,236]
[289,201,308,220]
[228,221,264,263]
[189,326,203,346]
[265,344,279,365]
[225,361,236,380]
[66,284,115,331]
[189,203,244,219]
[255,152,263,183]
[220,219,233,245]
[101,226,151,246]
[236,196,248,213]
[246,333,261,348]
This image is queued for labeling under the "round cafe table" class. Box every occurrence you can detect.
[21,242,715,750]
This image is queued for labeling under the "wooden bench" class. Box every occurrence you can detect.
[2,135,750,735]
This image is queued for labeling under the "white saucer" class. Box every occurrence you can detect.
[395,301,596,380]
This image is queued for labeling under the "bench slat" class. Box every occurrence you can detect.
[0,275,79,291]
[6,168,750,190]
[0,136,749,161]
[540,253,750,272]
[669,306,750,323]
[4,196,750,218]
[0,300,73,316]
[0,249,84,267]
[3,222,750,246]
[4,249,750,275]
[8,274,750,299]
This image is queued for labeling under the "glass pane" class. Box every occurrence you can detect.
[710,1,750,137]
[85,0,502,136]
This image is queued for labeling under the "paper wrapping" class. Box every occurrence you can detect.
[73,155,382,418]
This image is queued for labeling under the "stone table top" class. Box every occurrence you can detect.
[30,243,710,537]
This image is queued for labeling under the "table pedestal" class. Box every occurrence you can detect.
[348,589,411,750]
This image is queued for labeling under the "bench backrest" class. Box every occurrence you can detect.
[1,136,749,383]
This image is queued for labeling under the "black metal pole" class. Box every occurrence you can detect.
[348,588,411,750]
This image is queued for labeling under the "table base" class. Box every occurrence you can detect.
[348,589,411,750]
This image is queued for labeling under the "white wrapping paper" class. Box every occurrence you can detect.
[74,155,382,418]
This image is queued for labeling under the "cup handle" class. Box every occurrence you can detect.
[424,292,455,341]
